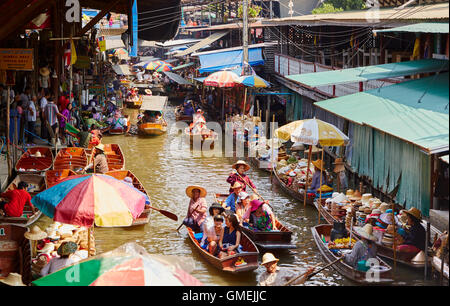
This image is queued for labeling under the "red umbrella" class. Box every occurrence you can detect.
[203,70,240,88]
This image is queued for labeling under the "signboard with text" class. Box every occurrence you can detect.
[0,48,34,71]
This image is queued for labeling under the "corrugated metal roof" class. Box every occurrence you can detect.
[112,65,131,76]
[140,95,168,111]
[163,72,193,86]
[287,59,449,87]
[373,22,449,34]
[174,31,229,57]
[315,73,449,153]
[262,3,449,27]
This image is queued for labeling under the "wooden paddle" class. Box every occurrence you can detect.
[233,170,275,211]
[147,205,178,221]
[282,256,344,286]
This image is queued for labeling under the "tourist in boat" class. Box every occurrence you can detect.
[202,215,225,257]
[218,214,242,259]
[248,199,274,232]
[224,182,243,212]
[396,207,426,254]
[244,195,278,230]
[84,144,109,174]
[308,159,327,192]
[227,160,257,194]
[343,224,378,269]
[183,186,208,233]
[40,241,79,276]
[235,192,251,224]
[0,182,34,218]
[258,253,315,286]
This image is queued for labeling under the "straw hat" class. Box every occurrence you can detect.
[95,143,105,152]
[185,185,207,198]
[379,213,394,225]
[39,67,50,77]
[232,160,250,172]
[332,193,349,204]
[24,226,47,241]
[37,242,55,254]
[47,231,60,241]
[346,189,354,197]
[355,224,377,241]
[311,159,324,171]
[379,203,390,214]
[361,194,373,205]
[411,251,426,264]
[144,89,152,95]
[349,190,362,201]
[231,182,243,189]
[403,207,422,222]
[370,198,382,209]
[364,207,372,214]
[333,158,345,173]
[34,150,42,158]
[261,252,279,265]
[0,273,25,286]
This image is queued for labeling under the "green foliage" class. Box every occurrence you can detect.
[312,3,344,14]
[238,5,262,19]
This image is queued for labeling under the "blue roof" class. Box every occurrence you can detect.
[198,48,264,73]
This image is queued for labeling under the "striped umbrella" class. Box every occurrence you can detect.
[31,174,146,227]
[114,48,128,56]
[32,243,203,286]
[236,74,270,88]
[155,63,173,72]
[203,70,240,88]
[142,61,161,71]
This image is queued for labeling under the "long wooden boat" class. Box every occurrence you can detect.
[15,147,53,174]
[214,193,296,249]
[187,227,259,273]
[45,169,77,189]
[103,144,125,171]
[248,156,272,174]
[0,174,45,227]
[108,120,131,135]
[184,128,218,150]
[0,224,32,285]
[175,107,192,122]
[272,168,315,206]
[53,147,88,171]
[138,122,168,136]
[104,170,151,227]
[312,224,393,284]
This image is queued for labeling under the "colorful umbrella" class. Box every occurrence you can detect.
[290,118,349,147]
[114,48,128,56]
[236,74,270,88]
[32,243,203,286]
[203,70,240,88]
[142,61,161,71]
[155,63,173,72]
[31,174,146,227]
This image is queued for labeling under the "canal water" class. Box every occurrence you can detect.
[37,103,442,286]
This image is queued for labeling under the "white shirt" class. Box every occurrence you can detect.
[40,97,48,111]
[27,100,36,122]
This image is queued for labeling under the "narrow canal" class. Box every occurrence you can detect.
[37,103,442,286]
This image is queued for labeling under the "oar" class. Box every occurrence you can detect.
[147,205,178,221]
[282,256,344,286]
[233,170,274,211]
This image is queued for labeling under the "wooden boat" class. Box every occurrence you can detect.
[432,256,449,280]
[0,174,45,227]
[184,128,218,150]
[104,170,151,227]
[272,168,314,206]
[15,147,53,174]
[187,227,259,273]
[138,95,168,136]
[138,122,167,136]
[124,95,143,109]
[103,144,125,171]
[214,193,296,249]
[311,224,393,284]
[45,169,77,189]
[53,147,88,171]
[0,224,32,285]
[108,120,131,135]
[175,107,192,122]
[248,156,272,174]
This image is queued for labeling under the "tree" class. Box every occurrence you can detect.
[238,4,262,19]
[312,3,344,14]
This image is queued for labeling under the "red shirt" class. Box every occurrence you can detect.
[0,189,33,217]
[226,173,256,194]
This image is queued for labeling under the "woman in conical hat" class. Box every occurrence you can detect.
[343,224,378,269]
[183,186,208,233]
[226,160,256,194]
[308,159,327,192]
[396,207,426,254]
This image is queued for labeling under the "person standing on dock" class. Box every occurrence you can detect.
[227,160,256,194]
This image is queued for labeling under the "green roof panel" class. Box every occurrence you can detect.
[287,59,449,87]
[315,73,449,153]
[374,23,449,34]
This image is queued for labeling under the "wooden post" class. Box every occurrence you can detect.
[270,114,275,181]
[392,202,396,272]
[304,146,312,207]
[318,147,324,224]
[424,221,430,280]
[87,226,91,257]
[6,86,12,178]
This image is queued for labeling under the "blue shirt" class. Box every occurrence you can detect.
[225,193,240,212]
[310,171,326,191]
[184,106,194,116]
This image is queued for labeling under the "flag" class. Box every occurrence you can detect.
[97,36,106,52]
[70,39,77,65]
[64,42,71,67]
[412,37,421,58]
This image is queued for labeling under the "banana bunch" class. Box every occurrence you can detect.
[328,237,357,249]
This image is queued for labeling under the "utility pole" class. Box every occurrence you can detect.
[243,0,249,75]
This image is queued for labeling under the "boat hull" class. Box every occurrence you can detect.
[53,147,88,171]
[138,123,167,136]
[272,169,314,206]
[15,147,53,174]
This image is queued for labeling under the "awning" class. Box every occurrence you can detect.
[195,46,265,73]
[315,73,449,153]
[287,59,449,87]
[440,155,449,164]
[163,72,193,86]
[155,38,203,48]
[374,23,449,34]
[194,77,207,83]
[140,95,168,111]
[112,65,132,76]
[174,31,229,57]
[172,62,195,71]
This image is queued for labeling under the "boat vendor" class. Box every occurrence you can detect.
[308,159,327,192]
[224,182,243,212]
[227,160,257,194]
[40,241,80,276]
[193,108,205,124]
[0,182,35,217]
[84,113,103,130]
[183,186,208,233]
[343,224,378,269]
[218,214,242,259]
[248,199,275,232]
[183,101,194,117]
[84,144,109,174]
[396,207,426,254]
[258,253,316,286]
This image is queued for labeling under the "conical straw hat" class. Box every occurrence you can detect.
[24,226,47,241]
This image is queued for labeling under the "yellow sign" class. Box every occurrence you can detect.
[0,48,34,71]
